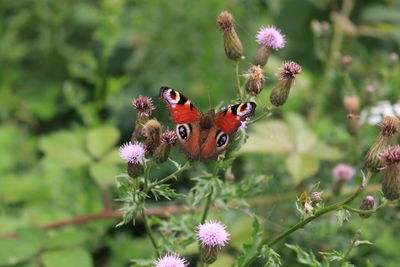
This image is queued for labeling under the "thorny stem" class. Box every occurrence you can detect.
[243,171,373,267]
[341,219,364,264]
[142,207,160,257]
[234,61,242,100]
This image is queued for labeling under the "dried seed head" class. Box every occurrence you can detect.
[132,95,155,117]
[379,116,399,137]
[217,11,235,32]
[245,65,265,96]
[142,119,162,155]
[343,96,360,114]
[359,195,375,218]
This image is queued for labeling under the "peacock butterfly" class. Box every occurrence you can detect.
[159,86,256,161]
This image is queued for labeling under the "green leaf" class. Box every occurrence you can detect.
[261,247,282,267]
[86,126,120,159]
[41,247,93,267]
[39,130,92,168]
[0,237,42,265]
[286,243,321,267]
[307,143,343,161]
[90,162,120,186]
[285,154,319,182]
[319,250,344,262]
[46,230,91,249]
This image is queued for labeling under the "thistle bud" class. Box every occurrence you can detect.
[365,116,399,172]
[142,119,162,155]
[152,131,177,163]
[341,55,352,69]
[343,96,360,114]
[196,221,230,264]
[389,52,399,66]
[332,163,355,195]
[379,146,400,200]
[359,195,375,218]
[132,96,155,141]
[217,11,243,61]
[245,65,265,96]
[346,114,359,136]
[311,191,323,206]
[365,85,376,105]
[253,26,285,66]
[270,61,301,107]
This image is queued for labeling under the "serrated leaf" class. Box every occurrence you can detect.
[286,243,320,267]
[41,247,93,267]
[262,247,282,267]
[237,217,263,266]
[319,250,344,262]
[86,126,120,159]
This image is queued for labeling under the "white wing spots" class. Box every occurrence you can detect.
[163,89,180,104]
[237,103,253,116]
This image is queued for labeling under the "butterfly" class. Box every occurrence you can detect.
[159,86,256,161]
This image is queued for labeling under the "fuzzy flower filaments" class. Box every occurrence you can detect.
[196,221,230,264]
[132,95,156,141]
[153,131,178,163]
[364,116,399,172]
[154,253,187,267]
[253,26,285,66]
[269,61,301,107]
[379,146,400,200]
[119,142,145,178]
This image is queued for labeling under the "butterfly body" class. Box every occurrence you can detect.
[160,87,256,161]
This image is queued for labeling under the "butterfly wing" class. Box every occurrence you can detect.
[159,87,202,160]
[200,102,256,161]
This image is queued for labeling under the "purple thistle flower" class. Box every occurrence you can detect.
[154,253,187,267]
[119,142,145,164]
[196,221,230,248]
[332,163,356,181]
[240,118,250,130]
[256,26,286,50]
[279,61,302,80]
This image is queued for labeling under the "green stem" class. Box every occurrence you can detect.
[343,199,389,215]
[201,185,214,224]
[234,61,242,100]
[248,106,275,125]
[341,219,364,263]
[141,207,160,257]
[243,171,372,267]
[150,161,191,188]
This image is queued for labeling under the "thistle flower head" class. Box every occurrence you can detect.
[245,65,265,96]
[256,26,285,50]
[379,146,400,165]
[217,11,235,32]
[161,131,177,146]
[119,142,145,164]
[341,55,352,68]
[343,95,360,114]
[279,61,302,80]
[132,95,155,117]
[311,191,323,205]
[379,116,399,137]
[196,221,230,248]
[332,163,356,181]
[390,52,399,64]
[154,253,187,267]
[359,195,375,218]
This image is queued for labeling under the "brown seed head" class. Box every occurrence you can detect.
[142,119,162,155]
[380,116,399,137]
[217,11,235,32]
[245,65,265,96]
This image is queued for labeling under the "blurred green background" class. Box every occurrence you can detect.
[1,0,400,266]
